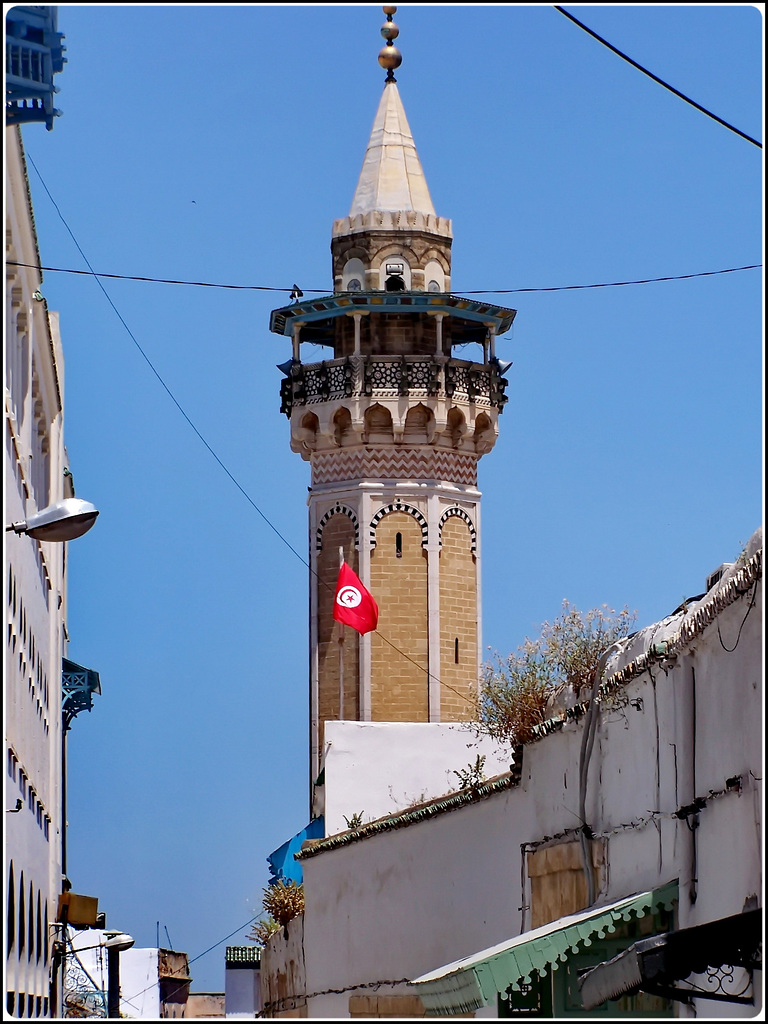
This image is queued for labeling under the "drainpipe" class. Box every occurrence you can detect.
[578,643,623,905]
[678,655,699,911]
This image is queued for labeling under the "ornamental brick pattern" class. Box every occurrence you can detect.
[316,503,360,551]
[439,515,478,721]
[311,447,478,486]
[438,506,477,554]
[370,513,429,721]
[370,501,428,549]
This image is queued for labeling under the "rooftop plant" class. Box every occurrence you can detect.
[248,879,306,945]
[477,601,635,746]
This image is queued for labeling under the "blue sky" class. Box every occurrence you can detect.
[18,4,762,994]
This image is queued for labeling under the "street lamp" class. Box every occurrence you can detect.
[61,930,135,1018]
[5,497,99,542]
[104,932,135,1019]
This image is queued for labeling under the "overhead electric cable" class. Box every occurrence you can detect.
[24,157,473,709]
[5,260,299,292]
[554,6,762,149]
[7,259,761,295]
[25,153,310,572]
[463,265,762,293]
[121,914,260,1007]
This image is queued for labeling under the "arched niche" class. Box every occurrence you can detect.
[447,407,467,448]
[403,403,434,444]
[295,411,320,452]
[424,258,446,293]
[369,502,429,549]
[333,407,354,447]
[342,257,366,292]
[438,506,477,554]
[364,403,394,444]
[316,503,360,551]
[473,412,495,454]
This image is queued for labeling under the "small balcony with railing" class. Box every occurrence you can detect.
[280,354,509,417]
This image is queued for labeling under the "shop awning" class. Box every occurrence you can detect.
[409,881,678,1016]
[579,906,762,1009]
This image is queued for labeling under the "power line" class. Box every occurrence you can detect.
[463,265,761,294]
[6,260,299,293]
[24,158,474,711]
[8,259,761,296]
[25,154,311,573]
[554,6,762,149]
[121,914,260,1007]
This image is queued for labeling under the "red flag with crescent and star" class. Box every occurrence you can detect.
[333,562,379,635]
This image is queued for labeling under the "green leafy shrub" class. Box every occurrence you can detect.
[477,601,635,746]
[452,755,487,791]
[248,916,280,947]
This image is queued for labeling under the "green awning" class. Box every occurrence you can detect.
[410,881,678,1016]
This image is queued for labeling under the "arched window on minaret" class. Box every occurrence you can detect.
[379,257,411,291]
[342,257,366,292]
[424,259,446,293]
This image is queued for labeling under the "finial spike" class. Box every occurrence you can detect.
[378,5,402,81]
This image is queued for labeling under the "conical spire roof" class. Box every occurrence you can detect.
[349,81,436,218]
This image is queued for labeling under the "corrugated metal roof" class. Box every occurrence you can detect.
[269,292,517,339]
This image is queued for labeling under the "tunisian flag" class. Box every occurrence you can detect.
[333,562,379,635]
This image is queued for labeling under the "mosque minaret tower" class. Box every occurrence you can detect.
[269,7,516,788]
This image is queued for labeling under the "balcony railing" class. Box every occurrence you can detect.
[5,7,66,130]
[281,355,508,416]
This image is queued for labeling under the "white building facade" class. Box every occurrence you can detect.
[262,531,762,1017]
[5,123,70,1020]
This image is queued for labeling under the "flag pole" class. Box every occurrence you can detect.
[338,547,344,721]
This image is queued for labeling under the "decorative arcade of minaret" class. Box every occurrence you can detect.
[269,8,516,785]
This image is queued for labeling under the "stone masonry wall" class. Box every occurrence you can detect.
[370,513,429,721]
[439,515,478,720]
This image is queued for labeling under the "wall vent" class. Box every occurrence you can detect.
[706,563,733,592]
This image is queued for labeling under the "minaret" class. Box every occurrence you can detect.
[270,7,516,788]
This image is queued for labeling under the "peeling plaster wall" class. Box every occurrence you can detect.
[261,914,306,1018]
[264,538,762,1019]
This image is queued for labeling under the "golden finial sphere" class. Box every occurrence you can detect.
[378,44,402,71]
[382,5,397,15]
[381,20,399,41]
